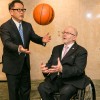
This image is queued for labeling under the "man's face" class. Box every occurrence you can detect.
[9,3,26,22]
[62,27,77,45]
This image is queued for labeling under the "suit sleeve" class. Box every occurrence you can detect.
[62,48,87,78]
[29,24,45,46]
[0,26,18,52]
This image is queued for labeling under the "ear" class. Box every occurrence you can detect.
[9,10,13,16]
[73,36,77,41]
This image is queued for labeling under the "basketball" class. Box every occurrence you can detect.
[33,3,54,25]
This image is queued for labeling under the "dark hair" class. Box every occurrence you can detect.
[8,0,24,10]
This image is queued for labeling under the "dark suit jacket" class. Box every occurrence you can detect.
[0,19,44,75]
[44,42,90,89]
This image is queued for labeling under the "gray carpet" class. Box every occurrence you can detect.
[0,80,100,100]
[0,80,42,100]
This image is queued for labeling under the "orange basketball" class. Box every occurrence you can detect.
[33,3,54,25]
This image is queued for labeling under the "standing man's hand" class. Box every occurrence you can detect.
[18,45,30,54]
[42,33,51,43]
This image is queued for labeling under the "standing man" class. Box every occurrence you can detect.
[0,1,50,100]
[38,26,90,100]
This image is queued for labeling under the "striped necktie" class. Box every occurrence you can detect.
[18,23,24,44]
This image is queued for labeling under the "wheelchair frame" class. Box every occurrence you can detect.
[53,78,96,100]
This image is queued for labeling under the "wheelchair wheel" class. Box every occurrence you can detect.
[84,78,96,100]
[71,78,96,100]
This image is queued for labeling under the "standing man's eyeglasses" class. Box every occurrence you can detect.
[11,9,26,12]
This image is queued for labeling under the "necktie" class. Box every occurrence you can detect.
[62,45,69,59]
[18,24,24,44]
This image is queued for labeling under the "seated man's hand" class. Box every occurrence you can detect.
[49,58,63,73]
[40,62,49,74]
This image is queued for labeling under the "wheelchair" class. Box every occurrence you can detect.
[53,78,96,100]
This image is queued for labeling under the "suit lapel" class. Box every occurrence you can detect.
[61,42,78,60]
[10,19,23,45]
[59,44,64,60]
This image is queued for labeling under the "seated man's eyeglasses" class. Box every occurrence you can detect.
[62,32,76,36]
[11,8,26,12]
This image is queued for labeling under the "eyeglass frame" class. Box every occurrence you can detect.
[11,8,26,12]
[62,32,76,36]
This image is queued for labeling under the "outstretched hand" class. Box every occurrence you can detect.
[19,45,30,54]
[40,62,49,74]
[49,58,63,73]
[42,33,51,43]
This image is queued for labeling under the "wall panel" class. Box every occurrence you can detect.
[0,0,100,80]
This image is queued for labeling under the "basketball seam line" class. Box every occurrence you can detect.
[40,4,44,25]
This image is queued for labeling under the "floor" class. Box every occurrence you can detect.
[0,80,100,100]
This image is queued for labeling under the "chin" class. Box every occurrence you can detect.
[20,18,23,21]
[63,40,67,43]
[19,17,24,20]
[64,41,69,45]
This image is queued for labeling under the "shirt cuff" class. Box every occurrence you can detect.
[43,42,46,46]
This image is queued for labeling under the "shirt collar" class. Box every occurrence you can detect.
[12,18,22,29]
[64,42,74,49]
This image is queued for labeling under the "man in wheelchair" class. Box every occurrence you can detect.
[38,26,90,100]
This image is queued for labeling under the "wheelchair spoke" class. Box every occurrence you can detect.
[84,84,93,100]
